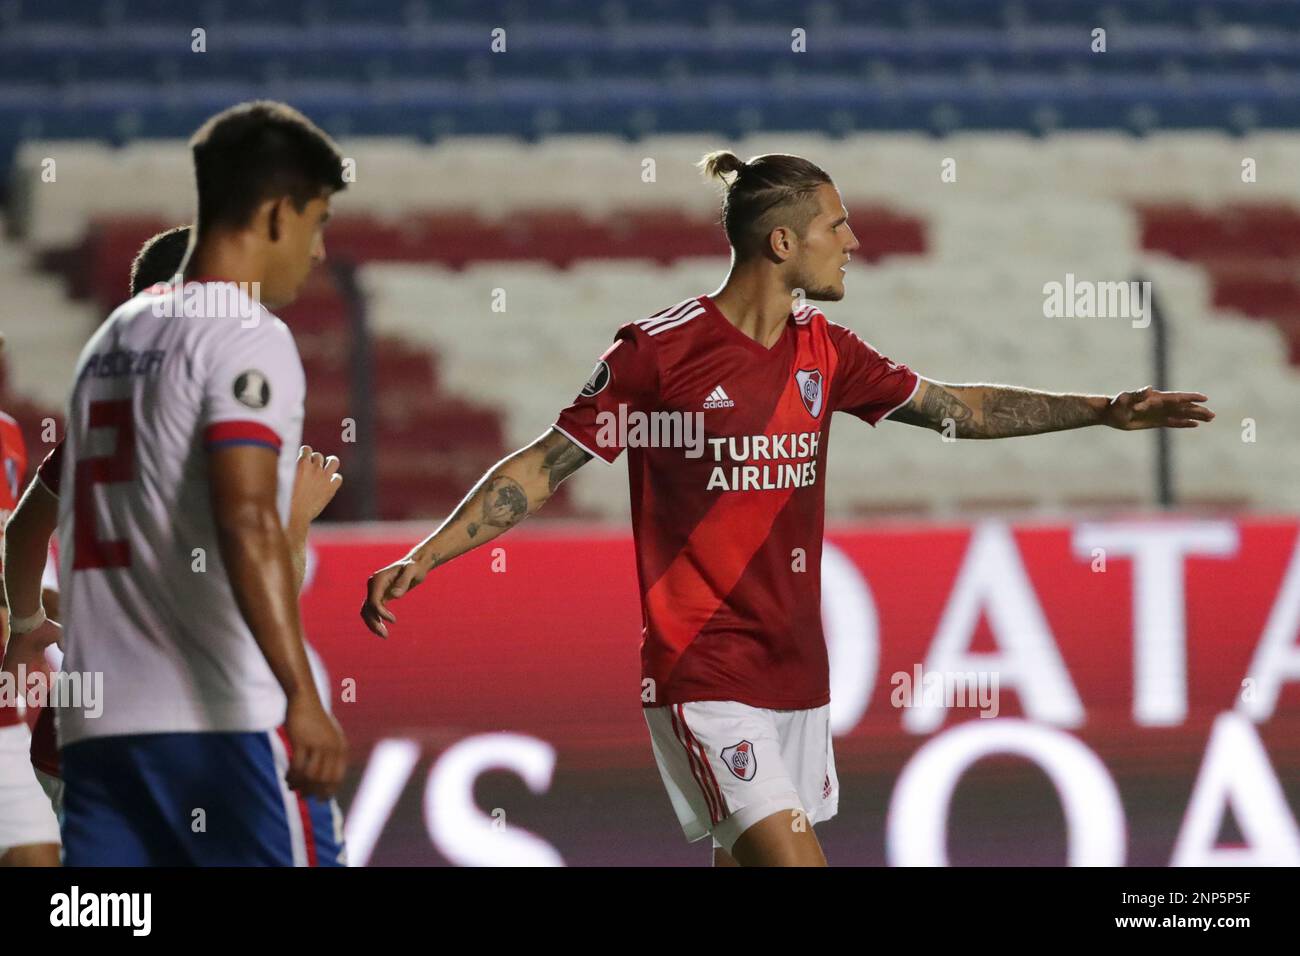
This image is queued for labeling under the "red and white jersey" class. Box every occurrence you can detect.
[0,411,29,730]
[53,282,305,746]
[0,410,28,580]
[555,294,918,711]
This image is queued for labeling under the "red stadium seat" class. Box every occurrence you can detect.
[42,205,930,520]
[1140,203,1300,365]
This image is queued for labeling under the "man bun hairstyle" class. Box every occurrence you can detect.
[698,150,833,258]
[130,225,191,296]
[190,100,346,236]
[698,149,748,182]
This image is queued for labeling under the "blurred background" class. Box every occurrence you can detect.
[2,0,1299,866]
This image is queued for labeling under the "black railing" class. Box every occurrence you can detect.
[332,259,377,521]
[1140,274,1174,509]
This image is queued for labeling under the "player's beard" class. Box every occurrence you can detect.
[801,283,844,302]
[789,260,845,302]
[793,273,845,302]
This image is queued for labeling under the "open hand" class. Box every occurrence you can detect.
[1104,387,1214,430]
[290,445,343,528]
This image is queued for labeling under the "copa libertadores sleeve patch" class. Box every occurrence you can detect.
[233,370,271,409]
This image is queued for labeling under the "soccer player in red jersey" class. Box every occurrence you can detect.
[0,333,61,867]
[361,151,1214,866]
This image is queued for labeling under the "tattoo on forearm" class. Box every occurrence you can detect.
[981,389,1095,436]
[918,383,974,427]
[541,438,592,492]
[467,523,478,538]
[894,383,1099,438]
[482,476,528,528]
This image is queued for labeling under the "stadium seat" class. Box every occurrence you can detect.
[11,128,1300,516]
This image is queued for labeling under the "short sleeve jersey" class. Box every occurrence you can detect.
[54,281,305,746]
[555,294,918,710]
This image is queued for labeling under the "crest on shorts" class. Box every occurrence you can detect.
[720,740,757,781]
[794,368,824,418]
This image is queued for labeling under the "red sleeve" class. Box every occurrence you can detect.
[36,440,64,498]
[554,325,659,464]
[828,323,920,426]
[0,417,28,579]
[0,416,26,506]
[202,420,283,453]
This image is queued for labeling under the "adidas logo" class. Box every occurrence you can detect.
[703,385,735,410]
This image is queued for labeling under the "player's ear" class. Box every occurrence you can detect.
[768,225,793,262]
[267,199,282,243]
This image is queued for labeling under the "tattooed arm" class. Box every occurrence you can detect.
[360,428,592,636]
[886,379,1213,438]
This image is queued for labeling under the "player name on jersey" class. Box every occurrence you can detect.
[76,348,167,381]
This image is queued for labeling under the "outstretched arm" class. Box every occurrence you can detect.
[886,379,1213,438]
[360,427,592,637]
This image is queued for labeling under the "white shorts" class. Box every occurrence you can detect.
[644,700,838,855]
[35,768,64,819]
[0,724,61,856]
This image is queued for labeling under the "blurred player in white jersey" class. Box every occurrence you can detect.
[6,228,195,839]
[5,225,348,865]
[44,101,348,865]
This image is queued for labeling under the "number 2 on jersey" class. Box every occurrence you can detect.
[72,399,134,570]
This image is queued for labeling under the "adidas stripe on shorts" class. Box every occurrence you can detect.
[643,700,838,855]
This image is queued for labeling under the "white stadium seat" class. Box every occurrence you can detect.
[9,132,1300,516]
